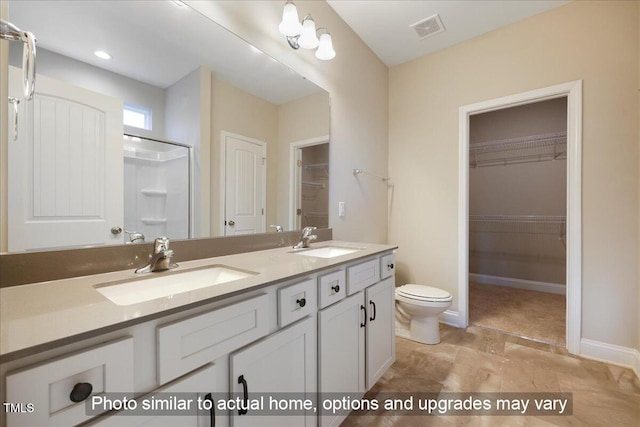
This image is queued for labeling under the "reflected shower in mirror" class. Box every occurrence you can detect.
[3,0,330,252]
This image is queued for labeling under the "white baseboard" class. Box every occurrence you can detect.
[441,310,461,327]
[470,273,566,295]
[580,338,640,379]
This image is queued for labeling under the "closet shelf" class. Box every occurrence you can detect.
[304,212,328,218]
[302,181,325,189]
[470,215,566,224]
[304,163,329,179]
[470,131,567,168]
[469,215,566,246]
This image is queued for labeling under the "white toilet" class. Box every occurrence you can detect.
[395,284,453,344]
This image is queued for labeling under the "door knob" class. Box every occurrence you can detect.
[110,226,123,235]
[228,220,235,226]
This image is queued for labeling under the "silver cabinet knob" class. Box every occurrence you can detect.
[110,226,123,235]
[228,220,235,226]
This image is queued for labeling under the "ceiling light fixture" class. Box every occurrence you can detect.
[278,0,335,60]
[94,50,112,60]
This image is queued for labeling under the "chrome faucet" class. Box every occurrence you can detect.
[293,226,317,249]
[125,230,145,244]
[135,236,177,274]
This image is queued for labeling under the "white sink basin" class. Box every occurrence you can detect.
[292,246,362,258]
[95,266,257,306]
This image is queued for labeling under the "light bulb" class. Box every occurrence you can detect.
[278,1,302,37]
[315,32,335,60]
[297,16,319,49]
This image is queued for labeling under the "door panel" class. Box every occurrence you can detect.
[8,66,124,251]
[230,317,316,427]
[224,134,265,236]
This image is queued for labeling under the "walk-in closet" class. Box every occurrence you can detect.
[468,97,568,345]
[298,143,329,229]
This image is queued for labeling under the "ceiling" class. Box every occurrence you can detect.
[326,0,569,67]
[7,1,321,104]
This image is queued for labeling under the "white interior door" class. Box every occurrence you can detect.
[8,66,124,251]
[223,133,266,235]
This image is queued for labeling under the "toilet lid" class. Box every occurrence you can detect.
[397,284,451,300]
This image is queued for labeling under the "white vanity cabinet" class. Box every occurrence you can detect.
[1,246,397,427]
[229,316,316,427]
[318,253,396,427]
[86,364,217,427]
[4,337,134,427]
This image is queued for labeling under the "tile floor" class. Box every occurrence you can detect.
[469,282,566,345]
[343,325,640,426]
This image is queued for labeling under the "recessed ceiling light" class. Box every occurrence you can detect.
[94,50,112,60]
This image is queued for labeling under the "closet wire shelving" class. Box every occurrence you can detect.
[469,215,567,260]
[469,131,567,168]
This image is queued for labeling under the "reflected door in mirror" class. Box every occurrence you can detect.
[8,67,124,251]
[223,134,266,236]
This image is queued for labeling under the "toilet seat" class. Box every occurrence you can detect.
[396,284,452,302]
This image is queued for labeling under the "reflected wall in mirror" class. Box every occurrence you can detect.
[2,0,330,252]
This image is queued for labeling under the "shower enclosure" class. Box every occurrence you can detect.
[123,135,192,242]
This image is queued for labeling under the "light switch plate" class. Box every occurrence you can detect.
[338,201,346,217]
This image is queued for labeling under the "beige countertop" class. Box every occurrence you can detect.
[0,241,396,362]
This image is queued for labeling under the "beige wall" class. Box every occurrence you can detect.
[210,75,278,235]
[188,0,389,243]
[389,1,639,347]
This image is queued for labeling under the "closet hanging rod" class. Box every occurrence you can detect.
[471,152,567,168]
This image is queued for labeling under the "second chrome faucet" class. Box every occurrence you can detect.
[293,226,317,249]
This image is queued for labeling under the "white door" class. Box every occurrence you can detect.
[318,292,366,427]
[8,66,124,251]
[223,133,266,235]
[365,277,396,389]
[230,317,316,427]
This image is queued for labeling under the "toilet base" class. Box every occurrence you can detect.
[409,316,441,344]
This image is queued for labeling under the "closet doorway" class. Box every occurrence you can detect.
[289,137,330,230]
[458,81,583,353]
[468,98,567,345]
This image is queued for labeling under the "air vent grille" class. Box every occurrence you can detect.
[410,14,445,40]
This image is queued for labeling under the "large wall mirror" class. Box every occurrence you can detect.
[3,0,330,252]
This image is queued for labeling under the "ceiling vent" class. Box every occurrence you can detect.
[409,14,445,40]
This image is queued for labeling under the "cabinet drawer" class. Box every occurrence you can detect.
[278,278,316,327]
[6,337,134,427]
[346,258,379,295]
[85,364,217,426]
[157,294,269,385]
[318,269,346,309]
[380,253,396,280]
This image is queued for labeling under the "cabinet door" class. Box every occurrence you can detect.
[365,277,396,389]
[318,292,366,427]
[87,364,217,427]
[230,316,316,427]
